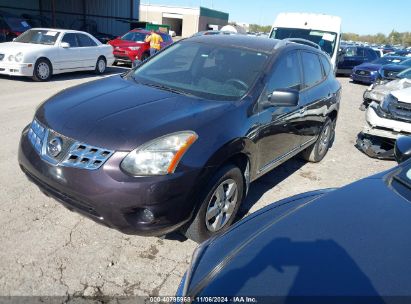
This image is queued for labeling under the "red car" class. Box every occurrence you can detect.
[108,29,173,64]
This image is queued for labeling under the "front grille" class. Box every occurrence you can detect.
[28,119,114,170]
[355,70,371,76]
[0,54,4,61]
[61,143,114,170]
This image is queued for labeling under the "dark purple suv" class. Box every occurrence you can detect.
[19,35,341,242]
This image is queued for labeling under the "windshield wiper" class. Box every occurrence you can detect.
[140,81,195,97]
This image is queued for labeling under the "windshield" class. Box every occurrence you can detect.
[372,57,405,65]
[4,17,31,32]
[131,41,269,101]
[270,27,337,56]
[14,29,60,45]
[121,31,147,42]
[398,67,411,79]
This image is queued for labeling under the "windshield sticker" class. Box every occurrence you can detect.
[393,60,401,63]
[46,31,58,36]
[21,21,29,28]
[309,31,324,36]
[322,33,335,42]
[406,169,411,180]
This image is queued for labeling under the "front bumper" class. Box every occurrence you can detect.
[18,126,202,236]
[364,103,411,139]
[351,72,377,84]
[0,61,34,76]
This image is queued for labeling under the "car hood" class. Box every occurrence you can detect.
[35,75,232,151]
[0,41,51,54]
[391,86,411,104]
[187,171,411,297]
[354,63,381,71]
[109,39,147,48]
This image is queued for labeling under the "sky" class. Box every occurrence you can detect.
[140,0,411,35]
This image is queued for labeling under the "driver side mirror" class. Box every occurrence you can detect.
[268,88,299,106]
[394,136,411,163]
[60,42,70,48]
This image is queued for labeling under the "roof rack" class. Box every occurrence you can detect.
[274,38,322,51]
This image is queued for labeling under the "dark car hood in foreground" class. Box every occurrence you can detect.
[355,63,382,71]
[188,170,411,297]
[36,76,232,150]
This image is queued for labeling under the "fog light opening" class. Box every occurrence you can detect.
[141,208,155,223]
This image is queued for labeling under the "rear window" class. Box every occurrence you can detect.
[301,51,323,88]
[320,55,331,77]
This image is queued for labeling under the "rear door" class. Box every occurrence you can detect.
[76,33,98,68]
[298,51,332,145]
[255,51,304,174]
[339,47,365,70]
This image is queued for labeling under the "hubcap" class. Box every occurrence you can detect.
[37,62,49,79]
[98,59,105,72]
[205,178,238,232]
[318,124,330,155]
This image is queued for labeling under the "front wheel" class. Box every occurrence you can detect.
[301,118,334,162]
[32,59,52,82]
[183,165,244,243]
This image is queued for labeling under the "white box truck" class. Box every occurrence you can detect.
[270,13,342,72]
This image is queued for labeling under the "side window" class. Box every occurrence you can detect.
[301,51,323,88]
[320,55,331,77]
[77,34,97,47]
[345,47,356,57]
[366,49,377,60]
[357,48,365,57]
[265,51,302,92]
[61,33,78,47]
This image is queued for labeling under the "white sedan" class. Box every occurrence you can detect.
[0,28,114,81]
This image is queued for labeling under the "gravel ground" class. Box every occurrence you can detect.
[0,70,395,299]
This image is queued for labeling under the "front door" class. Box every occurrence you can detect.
[57,33,83,71]
[255,51,304,174]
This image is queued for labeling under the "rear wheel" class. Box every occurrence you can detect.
[183,165,244,243]
[95,56,106,74]
[301,118,334,162]
[32,59,52,82]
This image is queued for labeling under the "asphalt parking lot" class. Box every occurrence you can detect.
[0,70,395,298]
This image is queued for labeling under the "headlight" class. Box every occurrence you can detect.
[121,131,198,176]
[14,52,23,62]
[8,54,14,61]
[380,94,397,113]
[128,46,140,51]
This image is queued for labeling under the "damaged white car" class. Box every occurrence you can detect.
[357,86,411,159]
[361,67,411,110]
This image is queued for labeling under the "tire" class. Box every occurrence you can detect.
[32,59,52,82]
[301,118,334,163]
[95,56,106,74]
[141,52,149,61]
[183,165,244,243]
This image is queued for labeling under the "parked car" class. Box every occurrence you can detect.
[18,35,341,242]
[382,44,395,54]
[0,28,114,81]
[108,29,173,64]
[336,46,379,76]
[71,19,115,44]
[357,86,411,159]
[351,56,406,84]
[379,58,411,80]
[362,67,411,109]
[0,10,31,42]
[21,13,65,29]
[177,137,411,299]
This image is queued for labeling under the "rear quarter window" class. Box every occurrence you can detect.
[320,55,331,77]
[301,51,323,88]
